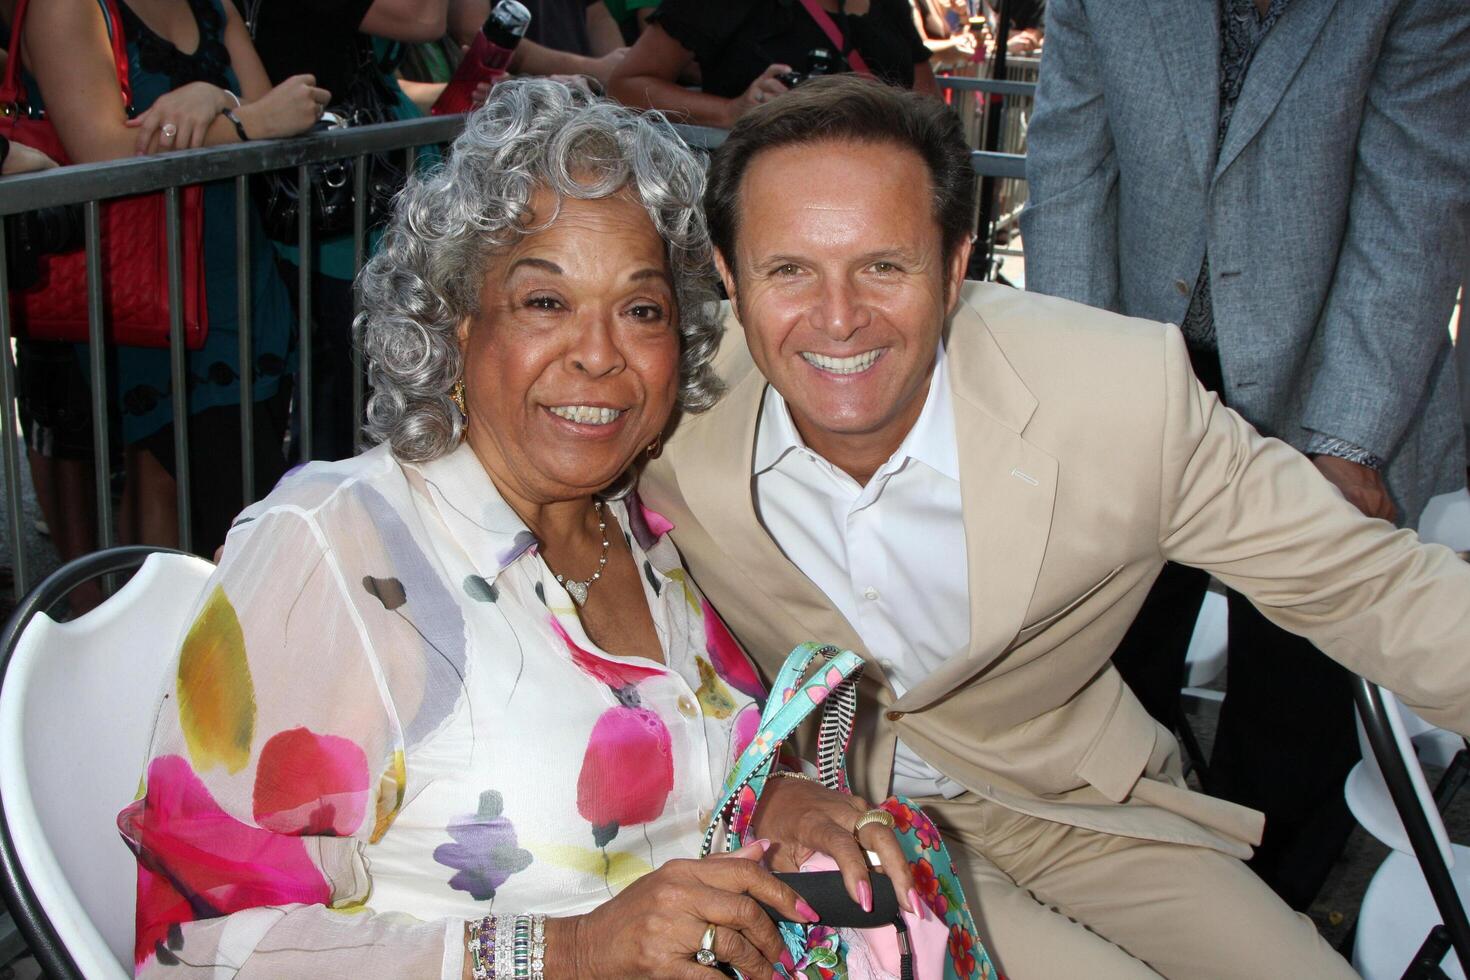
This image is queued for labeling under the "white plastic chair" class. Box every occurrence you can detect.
[1182,584,1228,702]
[0,547,213,980]
[1419,489,1470,555]
[1347,681,1470,980]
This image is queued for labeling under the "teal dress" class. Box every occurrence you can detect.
[80,0,294,446]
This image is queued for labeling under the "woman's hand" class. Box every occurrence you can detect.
[238,74,332,140]
[749,776,919,917]
[1,140,59,175]
[725,64,793,127]
[126,81,234,154]
[553,839,814,978]
[949,31,979,59]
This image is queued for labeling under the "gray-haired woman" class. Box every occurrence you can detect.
[119,79,865,979]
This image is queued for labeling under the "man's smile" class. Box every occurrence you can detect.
[800,349,885,375]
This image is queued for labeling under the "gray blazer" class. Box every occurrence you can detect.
[1018,0,1470,526]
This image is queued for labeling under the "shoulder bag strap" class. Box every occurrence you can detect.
[794,0,873,76]
[700,642,866,855]
[1,0,131,108]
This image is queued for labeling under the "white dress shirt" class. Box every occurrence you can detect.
[752,347,971,798]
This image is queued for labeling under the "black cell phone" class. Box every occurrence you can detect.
[759,870,901,928]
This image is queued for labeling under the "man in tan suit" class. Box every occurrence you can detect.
[642,76,1470,977]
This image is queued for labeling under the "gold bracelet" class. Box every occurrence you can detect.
[769,770,823,785]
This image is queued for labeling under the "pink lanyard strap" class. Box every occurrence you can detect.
[794,0,874,76]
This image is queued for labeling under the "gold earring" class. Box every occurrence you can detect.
[450,379,467,417]
[646,435,662,458]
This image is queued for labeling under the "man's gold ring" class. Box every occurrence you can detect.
[853,808,896,834]
[694,922,718,967]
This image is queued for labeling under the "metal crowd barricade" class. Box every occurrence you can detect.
[940,61,1039,274]
[0,115,1019,602]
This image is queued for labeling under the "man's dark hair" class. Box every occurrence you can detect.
[704,75,975,274]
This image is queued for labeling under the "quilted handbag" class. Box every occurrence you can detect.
[703,642,999,980]
[0,0,208,349]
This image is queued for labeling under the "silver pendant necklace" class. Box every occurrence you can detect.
[554,500,609,607]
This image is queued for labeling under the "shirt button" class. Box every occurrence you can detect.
[1173,278,1191,296]
[879,658,895,671]
[697,807,713,827]
[863,587,880,601]
[677,695,698,719]
[886,710,904,722]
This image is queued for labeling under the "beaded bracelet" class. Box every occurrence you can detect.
[468,914,497,980]
[468,913,547,980]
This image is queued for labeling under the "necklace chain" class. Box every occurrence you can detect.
[553,500,609,607]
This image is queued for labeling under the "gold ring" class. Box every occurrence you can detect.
[694,922,718,967]
[853,808,896,834]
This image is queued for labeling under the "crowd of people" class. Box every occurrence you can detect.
[2,0,1030,591]
[5,0,1470,977]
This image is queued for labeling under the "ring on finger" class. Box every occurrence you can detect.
[694,922,718,967]
[161,123,178,140]
[853,808,895,835]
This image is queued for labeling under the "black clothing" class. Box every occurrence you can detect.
[653,0,930,97]
[119,0,233,88]
[279,263,361,462]
[246,0,376,98]
[524,0,599,54]
[137,380,292,559]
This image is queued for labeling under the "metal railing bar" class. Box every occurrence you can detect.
[970,151,1026,180]
[297,164,313,463]
[165,187,192,554]
[84,202,113,551]
[673,124,727,150]
[236,176,254,506]
[1352,678,1470,971]
[0,117,466,215]
[0,118,735,216]
[0,222,26,599]
[352,155,367,456]
[936,76,1037,98]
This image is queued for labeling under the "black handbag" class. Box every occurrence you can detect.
[245,0,407,244]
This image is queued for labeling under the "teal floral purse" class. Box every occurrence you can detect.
[701,642,998,980]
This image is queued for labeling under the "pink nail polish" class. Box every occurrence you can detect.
[752,838,771,853]
[857,880,872,913]
[780,949,797,970]
[908,889,926,920]
[795,898,820,923]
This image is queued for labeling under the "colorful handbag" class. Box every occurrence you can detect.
[703,642,998,980]
[0,0,208,349]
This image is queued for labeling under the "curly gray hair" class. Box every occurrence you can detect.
[356,78,723,462]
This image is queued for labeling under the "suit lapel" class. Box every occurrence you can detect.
[678,365,871,661]
[894,296,1058,712]
[1213,0,1337,180]
[1144,0,1220,190]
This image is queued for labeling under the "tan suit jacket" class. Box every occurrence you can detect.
[643,281,1470,859]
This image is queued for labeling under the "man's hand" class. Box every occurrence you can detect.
[1311,454,1397,523]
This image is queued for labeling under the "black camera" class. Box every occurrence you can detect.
[777,48,844,88]
[5,203,85,292]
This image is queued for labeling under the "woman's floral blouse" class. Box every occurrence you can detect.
[118,441,768,978]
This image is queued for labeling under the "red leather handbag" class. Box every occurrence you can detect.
[1,0,207,349]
